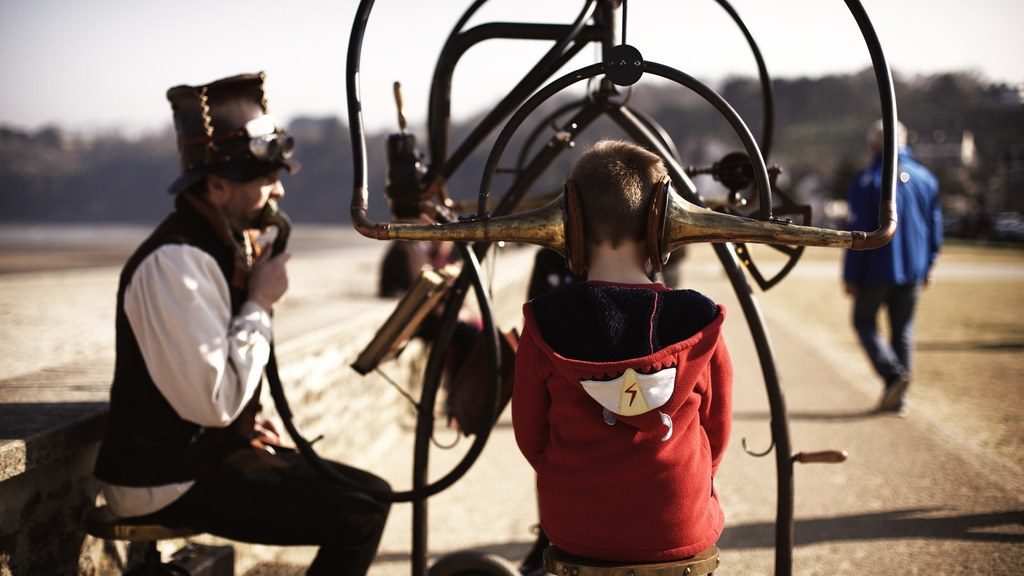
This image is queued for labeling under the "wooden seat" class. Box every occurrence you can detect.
[85,506,203,575]
[543,546,720,576]
[85,505,199,541]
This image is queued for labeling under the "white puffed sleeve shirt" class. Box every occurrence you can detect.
[100,244,272,518]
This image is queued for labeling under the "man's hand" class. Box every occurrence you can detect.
[923,274,933,289]
[254,417,284,446]
[844,283,857,297]
[250,252,291,312]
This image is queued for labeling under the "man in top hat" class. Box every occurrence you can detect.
[93,72,390,576]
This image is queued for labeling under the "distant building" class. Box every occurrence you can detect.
[913,129,977,170]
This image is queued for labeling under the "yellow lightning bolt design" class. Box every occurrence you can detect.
[617,369,650,416]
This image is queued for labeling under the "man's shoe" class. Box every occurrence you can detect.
[878,373,910,412]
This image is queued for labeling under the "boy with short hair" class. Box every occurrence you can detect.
[512,140,732,562]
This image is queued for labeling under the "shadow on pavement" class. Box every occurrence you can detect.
[371,540,532,564]
[732,410,879,422]
[917,340,1024,352]
[720,508,1024,549]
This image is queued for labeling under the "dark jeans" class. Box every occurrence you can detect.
[141,445,391,576]
[852,283,920,384]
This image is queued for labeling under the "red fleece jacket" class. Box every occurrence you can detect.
[512,285,732,562]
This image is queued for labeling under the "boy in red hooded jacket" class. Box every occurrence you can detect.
[512,140,732,562]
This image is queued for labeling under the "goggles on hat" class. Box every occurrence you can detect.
[244,115,295,163]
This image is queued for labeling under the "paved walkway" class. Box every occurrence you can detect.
[353,250,1024,576]
[2,227,1021,574]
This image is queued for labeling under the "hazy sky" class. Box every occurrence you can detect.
[1,0,1021,135]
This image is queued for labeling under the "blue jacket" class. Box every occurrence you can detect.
[843,150,942,286]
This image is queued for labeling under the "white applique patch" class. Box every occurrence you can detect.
[659,411,673,441]
[580,367,676,417]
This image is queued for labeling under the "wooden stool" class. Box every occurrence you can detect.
[543,546,720,576]
[84,506,199,576]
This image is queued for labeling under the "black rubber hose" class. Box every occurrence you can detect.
[340,0,506,502]
[514,99,587,173]
[264,242,499,503]
[710,0,775,160]
[476,60,773,220]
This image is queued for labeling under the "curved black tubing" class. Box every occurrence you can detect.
[343,0,506,503]
[428,0,599,180]
[426,0,490,161]
[265,243,500,503]
[514,99,587,174]
[476,60,772,219]
[711,0,775,159]
[627,105,684,163]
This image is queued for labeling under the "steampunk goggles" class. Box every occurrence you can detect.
[244,115,295,163]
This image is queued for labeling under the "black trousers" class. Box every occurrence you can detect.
[142,445,391,576]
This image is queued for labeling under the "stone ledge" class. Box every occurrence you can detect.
[0,368,110,483]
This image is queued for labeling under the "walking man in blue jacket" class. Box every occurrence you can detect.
[843,121,942,414]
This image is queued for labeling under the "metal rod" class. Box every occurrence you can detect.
[491,100,606,220]
[844,0,898,249]
[424,0,490,164]
[626,105,684,163]
[439,37,591,182]
[411,243,500,576]
[515,99,587,173]
[713,243,794,575]
[427,22,602,174]
[711,0,775,159]
[641,61,774,220]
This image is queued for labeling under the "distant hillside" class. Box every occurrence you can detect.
[1,70,1021,225]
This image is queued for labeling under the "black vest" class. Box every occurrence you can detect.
[94,195,261,486]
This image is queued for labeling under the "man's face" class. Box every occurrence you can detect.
[212,171,285,232]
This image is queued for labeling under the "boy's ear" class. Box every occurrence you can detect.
[563,180,587,276]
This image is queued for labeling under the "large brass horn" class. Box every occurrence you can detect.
[350,53,898,256]
[353,197,568,253]
[658,185,880,252]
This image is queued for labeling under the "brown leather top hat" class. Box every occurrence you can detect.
[166,71,299,194]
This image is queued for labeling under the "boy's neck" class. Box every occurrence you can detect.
[585,240,654,285]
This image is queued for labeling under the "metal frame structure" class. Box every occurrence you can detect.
[325,1,898,575]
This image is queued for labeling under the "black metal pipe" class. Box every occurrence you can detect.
[339,0,505,504]
[711,0,775,159]
[425,0,491,168]
[477,60,772,221]
[431,1,600,181]
[594,0,619,61]
[488,100,604,221]
[427,22,602,172]
[843,0,898,249]
[642,61,774,220]
[440,38,591,182]
[711,242,794,575]
[477,62,605,216]
[624,105,684,163]
[410,243,500,576]
[515,99,587,173]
